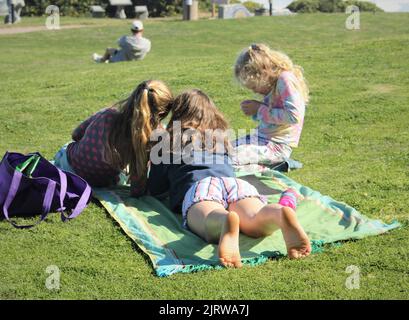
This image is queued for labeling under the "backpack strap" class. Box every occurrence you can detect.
[56,167,67,220]
[55,167,91,222]
[2,170,56,229]
[60,183,91,221]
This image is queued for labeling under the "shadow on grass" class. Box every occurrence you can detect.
[92,195,157,276]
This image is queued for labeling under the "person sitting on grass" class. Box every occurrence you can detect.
[53,80,173,197]
[147,89,311,268]
[233,44,309,170]
[92,20,151,64]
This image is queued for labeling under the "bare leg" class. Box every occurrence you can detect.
[280,206,311,259]
[228,198,311,259]
[187,201,242,268]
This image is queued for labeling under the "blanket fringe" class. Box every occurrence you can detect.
[156,241,345,277]
[156,253,284,277]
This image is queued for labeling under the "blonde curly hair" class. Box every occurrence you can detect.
[234,44,309,104]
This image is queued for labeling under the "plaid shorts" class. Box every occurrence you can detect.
[181,177,266,228]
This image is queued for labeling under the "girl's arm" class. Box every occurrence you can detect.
[146,162,170,197]
[118,36,127,49]
[71,111,102,142]
[254,74,304,125]
[130,175,146,198]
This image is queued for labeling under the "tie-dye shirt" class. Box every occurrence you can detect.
[252,71,306,148]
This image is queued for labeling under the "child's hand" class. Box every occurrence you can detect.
[240,100,262,116]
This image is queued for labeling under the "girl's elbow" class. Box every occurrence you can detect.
[131,186,146,198]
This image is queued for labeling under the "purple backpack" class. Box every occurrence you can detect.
[0,152,92,228]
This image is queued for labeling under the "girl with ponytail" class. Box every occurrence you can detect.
[233,44,309,170]
[54,80,173,196]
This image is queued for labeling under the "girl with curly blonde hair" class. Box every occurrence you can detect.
[233,44,309,169]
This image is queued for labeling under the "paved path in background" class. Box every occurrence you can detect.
[0,24,86,35]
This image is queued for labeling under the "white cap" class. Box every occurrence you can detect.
[131,20,144,32]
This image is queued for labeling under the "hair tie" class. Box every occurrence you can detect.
[250,44,259,51]
[144,86,154,94]
[141,82,150,92]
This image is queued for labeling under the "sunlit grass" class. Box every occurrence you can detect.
[0,13,408,299]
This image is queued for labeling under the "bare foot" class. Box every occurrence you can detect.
[218,211,243,268]
[280,207,311,259]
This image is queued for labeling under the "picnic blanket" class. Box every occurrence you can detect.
[93,170,400,277]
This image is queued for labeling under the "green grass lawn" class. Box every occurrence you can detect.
[0,13,408,299]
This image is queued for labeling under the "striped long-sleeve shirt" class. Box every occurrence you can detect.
[252,71,306,148]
